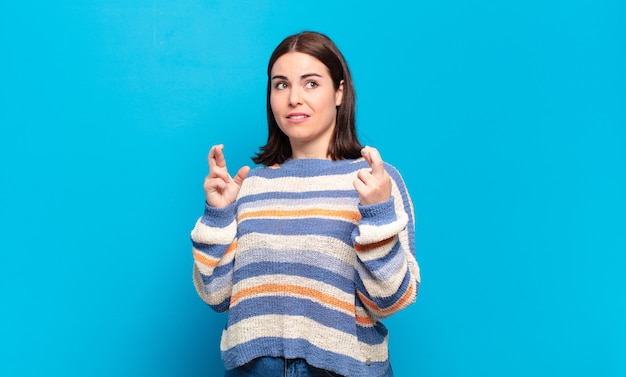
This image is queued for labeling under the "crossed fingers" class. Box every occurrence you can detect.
[353,146,392,206]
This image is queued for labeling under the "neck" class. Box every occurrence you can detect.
[291,151,330,159]
[289,141,331,159]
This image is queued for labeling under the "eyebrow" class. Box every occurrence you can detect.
[271,73,323,81]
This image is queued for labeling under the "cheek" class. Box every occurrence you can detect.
[323,95,339,116]
[270,90,285,108]
[269,96,285,129]
[269,96,280,115]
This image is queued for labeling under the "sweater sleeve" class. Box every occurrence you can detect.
[351,164,420,321]
[190,202,239,312]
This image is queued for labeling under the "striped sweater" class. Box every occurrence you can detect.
[191,158,420,376]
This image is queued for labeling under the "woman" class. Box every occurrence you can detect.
[191,31,420,377]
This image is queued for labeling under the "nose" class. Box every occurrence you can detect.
[288,87,302,107]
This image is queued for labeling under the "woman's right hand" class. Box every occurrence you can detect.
[204,144,250,208]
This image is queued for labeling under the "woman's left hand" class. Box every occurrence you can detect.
[353,146,392,206]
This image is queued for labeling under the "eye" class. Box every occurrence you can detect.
[274,81,288,90]
[305,81,319,89]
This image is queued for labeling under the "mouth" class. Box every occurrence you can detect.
[286,113,309,121]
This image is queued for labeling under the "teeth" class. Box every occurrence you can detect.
[289,115,306,119]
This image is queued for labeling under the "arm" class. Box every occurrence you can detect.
[352,148,420,320]
[191,145,249,312]
[191,203,238,312]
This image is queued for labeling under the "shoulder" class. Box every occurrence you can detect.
[382,161,405,181]
[382,161,402,175]
[246,164,280,178]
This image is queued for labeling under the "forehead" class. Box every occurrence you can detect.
[271,52,330,77]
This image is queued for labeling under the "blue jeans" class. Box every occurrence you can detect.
[224,357,343,377]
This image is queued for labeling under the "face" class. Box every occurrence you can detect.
[270,52,344,159]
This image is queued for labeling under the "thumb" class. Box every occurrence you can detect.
[232,166,250,186]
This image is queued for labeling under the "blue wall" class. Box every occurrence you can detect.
[1,1,624,376]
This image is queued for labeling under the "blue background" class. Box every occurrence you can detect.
[1,1,625,376]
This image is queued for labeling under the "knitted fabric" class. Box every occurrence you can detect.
[191,158,420,376]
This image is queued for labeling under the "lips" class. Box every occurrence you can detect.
[286,112,309,120]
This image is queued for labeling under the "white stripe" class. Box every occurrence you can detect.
[191,217,237,244]
[220,315,389,362]
[355,212,408,248]
[236,234,356,271]
[239,197,357,213]
[243,173,358,194]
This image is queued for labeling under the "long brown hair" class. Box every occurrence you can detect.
[253,31,362,166]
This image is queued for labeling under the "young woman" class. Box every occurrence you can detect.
[191,31,420,377]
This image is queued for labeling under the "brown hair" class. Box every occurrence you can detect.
[253,31,362,166]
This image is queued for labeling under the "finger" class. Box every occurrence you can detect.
[361,146,372,166]
[208,144,227,171]
[214,179,228,192]
[207,145,218,170]
[208,145,232,181]
[356,168,375,185]
[353,177,367,193]
[232,166,250,187]
[362,146,385,176]
[213,144,227,168]
[204,177,226,193]
[215,145,227,168]
[208,168,232,183]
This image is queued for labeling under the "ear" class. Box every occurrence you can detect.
[335,80,344,106]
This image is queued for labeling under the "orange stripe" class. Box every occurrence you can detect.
[192,241,238,269]
[231,284,354,313]
[224,241,238,256]
[355,314,375,326]
[357,281,416,316]
[354,236,396,252]
[384,282,416,314]
[238,209,361,223]
[193,248,218,268]
[357,292,377,312]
